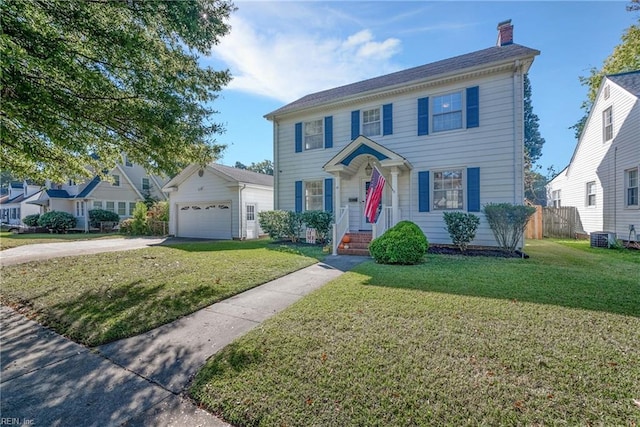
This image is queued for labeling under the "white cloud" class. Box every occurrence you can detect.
[208,14,402,103]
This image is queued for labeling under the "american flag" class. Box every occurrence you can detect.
[364,166,386,223]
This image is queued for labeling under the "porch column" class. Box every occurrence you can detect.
[334,175,341,215]
[390,168,399,226]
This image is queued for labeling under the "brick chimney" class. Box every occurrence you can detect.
[497,19,513,46]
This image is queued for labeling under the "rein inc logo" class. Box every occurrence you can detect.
[0,419,34,425]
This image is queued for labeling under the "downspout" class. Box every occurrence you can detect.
[613,146,617,233]
[239,184,246,239]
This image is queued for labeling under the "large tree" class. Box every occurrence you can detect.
[523,74,547,204]
[1,0,235,183]
[234,159,274,175]
[571,14,640,139]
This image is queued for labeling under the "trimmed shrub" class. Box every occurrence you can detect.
[37,211,77,233]
[119,218,134,235]
[258,210,304,242]
[88,209,120,228]
[301,210,333,244]
[23,213,40,227]
[483,203,536,252]
[443,212,480,252]
[130,202,149,235]
[369,220,428,265]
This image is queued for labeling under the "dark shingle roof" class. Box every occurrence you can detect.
[76,176,101,198]
[266,43,540,118]
[608,70,640,97]
[46,189,71,198]
[210,163,274,187]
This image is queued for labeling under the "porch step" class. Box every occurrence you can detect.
[337,232,372,256]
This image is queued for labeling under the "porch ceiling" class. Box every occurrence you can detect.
[323,135,412,176]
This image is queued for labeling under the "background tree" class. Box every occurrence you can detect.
[523,74,547,204]
[234,159,274,175]
[571,13,640,139]
[1,0,235,183]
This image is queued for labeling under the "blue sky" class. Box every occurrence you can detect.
[202,1,636,175]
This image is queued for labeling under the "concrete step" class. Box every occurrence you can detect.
[337,247,370,256]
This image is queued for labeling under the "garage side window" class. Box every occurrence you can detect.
[246,204,255,221]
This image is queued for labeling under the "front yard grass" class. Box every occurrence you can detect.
[0,231,124,250]
[0,239,324,346]
[191,239,640,426]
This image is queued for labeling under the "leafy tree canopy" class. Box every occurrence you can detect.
[524,74,545,165]
[1,0,235,183]
[234,159,274,175]
[571,14,640,139]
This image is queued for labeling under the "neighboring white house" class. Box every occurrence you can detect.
[265,20,539,251]
[163,163,274,240]
[0,154,169,230]
[547,70,640,241]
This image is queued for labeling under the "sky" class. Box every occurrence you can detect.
[201,1,637,175]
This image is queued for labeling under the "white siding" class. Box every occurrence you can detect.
[274,69,527,247]
[240,186,274,238]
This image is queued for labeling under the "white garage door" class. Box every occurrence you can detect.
[177,201,232,239]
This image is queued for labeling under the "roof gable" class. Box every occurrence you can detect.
[163,163,274,190]
[608,70,640,97]
[266,43,539,118]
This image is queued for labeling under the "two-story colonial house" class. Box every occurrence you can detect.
[547,71,640,242]
[266,21,540,253]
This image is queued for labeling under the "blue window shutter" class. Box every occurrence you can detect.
[418,171,430,212]
[467,167,480,212]
[383,103,393,135]
[417,97,429,136]
[351,110,360,140]
[466,86,479,128]
[295,181,303,212]
[295,122,302,152]
[324,178,333,213]
[324,116,333,149]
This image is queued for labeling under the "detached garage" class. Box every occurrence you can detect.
[163,163,273,240]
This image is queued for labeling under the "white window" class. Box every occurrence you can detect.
[112,175,120,187]
[246,204,255,221]
[433,170,463,210]
[93,201,103,210]
[305,181,324,211]
[603,85,610,100]
[304,119,323,150]
[106,201,115,212]
[129,202,136,216]
[552,190,561,208]
[626,168,638,207]
[75,201,85,217]
[433,92,463,132]
[118,202,127,216]
[362,108,381,137]
[586,181,596,207]
[124,155,133,167]
[142,177,150,191]
[603,107,613,142]
[68,180,76,186]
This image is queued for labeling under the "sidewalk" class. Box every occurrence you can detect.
[0,255,367,426]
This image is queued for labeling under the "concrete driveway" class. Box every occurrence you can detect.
[0,237,168,267]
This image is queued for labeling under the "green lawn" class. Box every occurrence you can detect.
[0,239,324,346]
[191,240,640,426]
[0,231,124,250]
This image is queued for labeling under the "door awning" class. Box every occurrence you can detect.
[323,135,412,176]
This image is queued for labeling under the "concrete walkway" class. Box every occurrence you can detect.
[0,255,367,426]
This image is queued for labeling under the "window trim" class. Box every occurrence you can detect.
[362,107,382,137]
[112,174,120,187]
[303,119,324,151]
[603,106,613,142]
[124,155,133,167]
[75,201,85,217]
[432,168,465,211]
[432,90,463,133]
[142,177,150,191]
[586,181,596,207]
[304,180,324,212]
[625,167,639,208]
[552,190,561,208]
[246,204,256,221]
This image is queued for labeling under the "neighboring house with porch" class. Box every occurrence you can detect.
[163,163,273,240]
[0,155,168,231]
[547,70,640,242]
[265,21,540,253]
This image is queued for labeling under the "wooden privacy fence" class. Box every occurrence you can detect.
[525,205,543,239]
[543,207,581,238]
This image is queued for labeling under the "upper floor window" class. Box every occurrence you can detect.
[603,107,613,142]
[304,120,323,150]
[552,190,561,208]
[626,168,638,207]
[124,155,133,167]
[112,174,120,187]
[362,108,381,137]
[433,169,463,210]
[142,177,150,191]
[603,85,610,100]
[68,179,76,186]
[433,92,463,132]
[586,181,596,207]
[305,180,324,211]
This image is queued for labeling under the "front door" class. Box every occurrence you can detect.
[360,179,372,231]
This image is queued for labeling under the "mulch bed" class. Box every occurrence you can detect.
[428,245,528,258]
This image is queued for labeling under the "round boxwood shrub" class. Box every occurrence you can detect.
[37,211,77,233]
[88,209,120,228]
[369,220,428,265]
[23,213,40,227]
